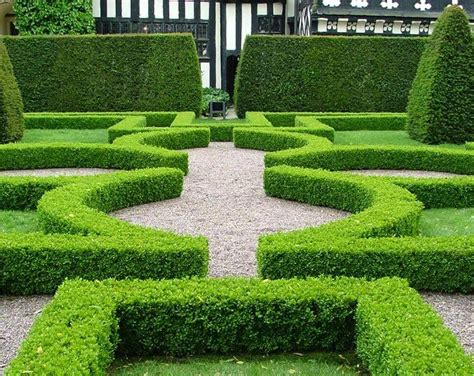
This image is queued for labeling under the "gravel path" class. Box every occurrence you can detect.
[347,169,466,178]
[0,296,52,372]
[112,143,349,277]
[0,168,116,177]
[422,293,473,353]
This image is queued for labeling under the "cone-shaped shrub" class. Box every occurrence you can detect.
[406,6,474,144]
[0,43,24,144]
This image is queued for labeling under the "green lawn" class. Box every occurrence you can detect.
[419,208,474,237]
[21,129,109,144]
[0,210,38,233]
[192,118,248,124]
[109,353,363,376]
[334,131,466,149]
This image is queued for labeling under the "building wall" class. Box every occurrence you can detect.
[93,0,286,90]
[0,2,14,35]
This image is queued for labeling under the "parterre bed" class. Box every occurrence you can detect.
[1,111,473,375]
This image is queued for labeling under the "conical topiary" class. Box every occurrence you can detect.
[406,6,474,144]
[0,42,24,144]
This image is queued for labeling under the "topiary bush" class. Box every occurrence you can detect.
[0,43,24,144]
[406,6,474,144]
[13,0,95,35]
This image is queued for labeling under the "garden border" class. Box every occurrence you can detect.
[6,277,473,375]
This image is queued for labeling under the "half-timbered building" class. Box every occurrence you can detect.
[0,0,473,91]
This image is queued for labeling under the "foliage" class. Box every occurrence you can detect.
[3,34,202,114]
[0,43,24,144]
[13,0,95,35]
[6,278,472,375]
[406,6,474,144]
[235,36,426,117]
[201,87,231,114]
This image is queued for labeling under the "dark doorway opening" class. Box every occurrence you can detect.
[226,55,239,102]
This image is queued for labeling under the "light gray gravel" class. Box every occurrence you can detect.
[422,293,473,353]
[347,169,465,178]
[112,142,349,277]
[0,295,52,372]
[0,168,116,177]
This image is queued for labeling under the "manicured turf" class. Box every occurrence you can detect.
[334,131,466,149]
[419,208,474,237]
[20,129,109,144]
[192,118,248,124]
[109,353,362,376]
[0,210,38,233]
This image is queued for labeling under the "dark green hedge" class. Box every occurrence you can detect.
[7,278,472,375]
[2,34,202,114]
[406,7,474,144]
[0,43,24,144]
[235,36,425,117]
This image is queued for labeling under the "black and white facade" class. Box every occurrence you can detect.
[93,0,473,91]
[93,0,292,93]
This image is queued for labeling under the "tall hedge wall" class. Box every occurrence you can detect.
[235,36,426,117]
[2,34,202,114]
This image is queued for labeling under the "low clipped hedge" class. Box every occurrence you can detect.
[0,116,215,294]
[2,34,202,114]
[0,43,24,144]
[235,36,425,117]
[7,277,472,375]
[234,121,474,292]
[1,170,208,295]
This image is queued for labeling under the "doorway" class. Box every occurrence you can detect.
[226,55,239,102]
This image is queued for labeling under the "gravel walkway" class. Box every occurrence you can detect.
[0,168,116,177]
[347,169,465,178]
[422,293,473,353]
[112,142,349,277]
[0,296,52,372]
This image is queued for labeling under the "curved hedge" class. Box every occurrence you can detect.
[0,119,213,294]
[0,43,24,144]
[234,119,474,292]
[7,278,472,375]
[235,36,425,117]
[2,34,202,114]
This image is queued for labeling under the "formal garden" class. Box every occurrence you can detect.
[0,5,473,375]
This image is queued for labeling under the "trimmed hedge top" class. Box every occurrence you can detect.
[235,36,425,117]
[2,34,202,114]
[6,277,473,375]
[0,43,24,144]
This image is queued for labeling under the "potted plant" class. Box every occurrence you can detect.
[202,87,230,119]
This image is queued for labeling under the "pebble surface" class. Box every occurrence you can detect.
[112,142,349,276]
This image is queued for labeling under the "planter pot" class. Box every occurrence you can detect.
[209,101,227,119]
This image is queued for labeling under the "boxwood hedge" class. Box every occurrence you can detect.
[235,36,425,117]
[2,34,202,114]
[0,116,213,294]
[233,116,474,292]
[6,277,472,375]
